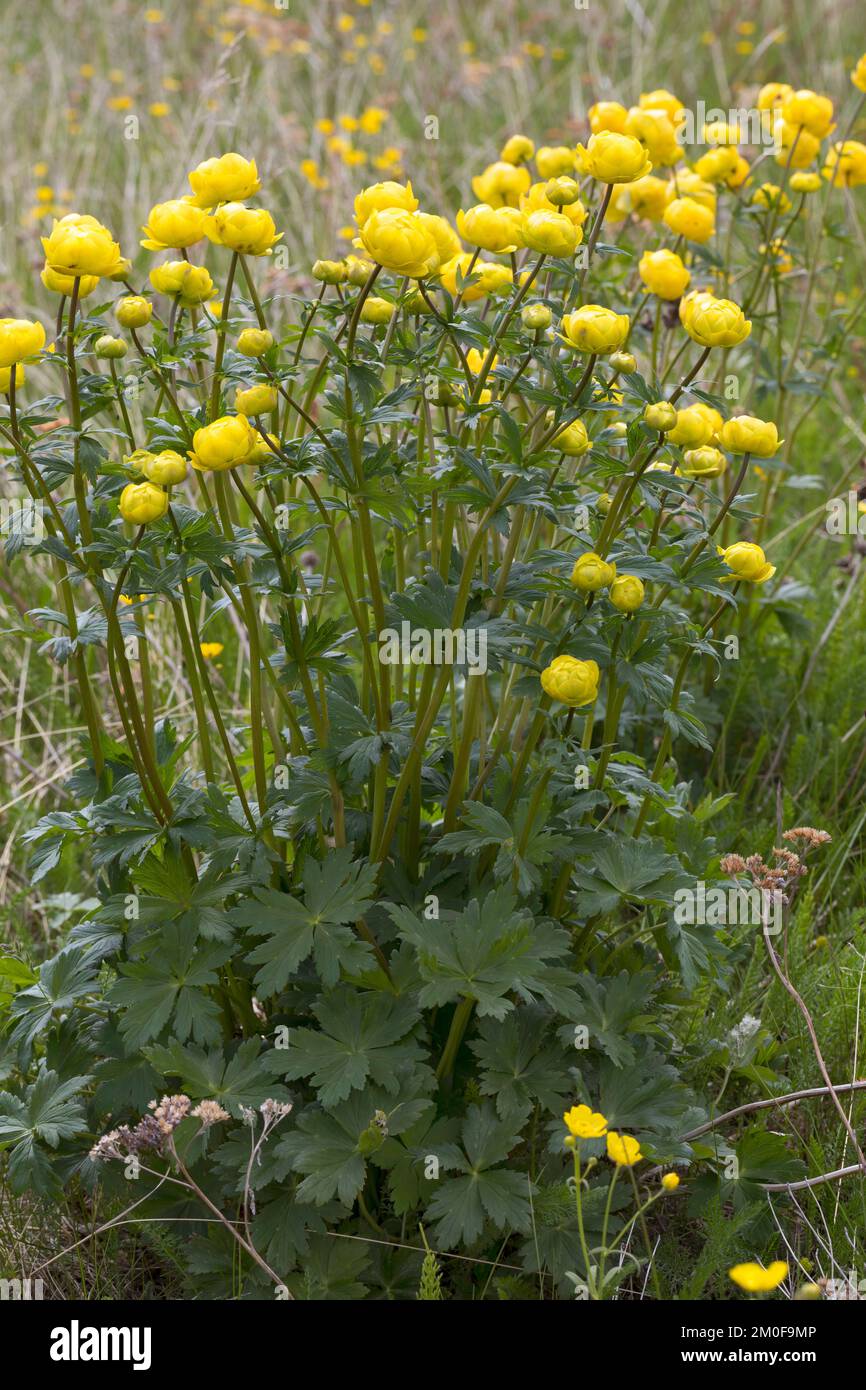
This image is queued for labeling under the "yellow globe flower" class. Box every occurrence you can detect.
[415,213,462,264]
[237,327,274,357]
[312,259,348,285]
[661,1172,681,1191]
[773,120,821,170]
[790,170,822,193]
[235,383,278,416]
[535,144,575,178]
[752,183,792,213]
[360,296,395,324]
[500,133,535,165]
[717,541,776,583]
[561,304,630,355]
[703,119,741,147]
[353,179,418,226]
[41,265,99,298]
[669,170,716,211]
[625,106,682,167]
[140,198,207,251]
[94,335,127,360]
[663,196,715,243]
[667,405,716,448]
[570,552,616,591]
[563,1104,608,1139]
[822,140,866,188]
[190,414,259,472]
[718,415,781,457]
[757,83,793,112]
[681,446,727,478]
[188,152,261,208]
[694,145,741,183]
[119,481,168,524]
[522,303,552,331]
[678,289,715,330]
[115,295,153,329]
[729,1262,788,1293]
[852,54,866,94]
[540,654,600,707]
[149,260,214,305]
[610,574,645,612]
[473,261,512,295]
[638,248,690,299]
[616,174,671,221]
[725,154,751,190]
[456,203,523,253]
[692,402,724,439]
[42,213,125,279]
[139,450,188,485]
[781,89,835,139]
[544,175,582,206]
[644,401,678,431]
[471,160,532,208]
[359,208,439,278]
[0,318,46,369]
[551,416,590,456]
[575,131,653,183]
[437,253,485,302]
[684,295,751,348]
[588,101,628,134]
[204,203,281,256]
[606,1131,642,1166]
[639,88,684,124]
[521,209,580,256]
[0,364,24,393]
[521,181,587,228]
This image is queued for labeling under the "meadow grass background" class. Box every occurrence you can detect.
[2,0,866,1297]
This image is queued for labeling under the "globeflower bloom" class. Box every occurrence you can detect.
[354,179,419,226]
[540,655,600,707]
[563,1105,607,1139]
[359,208,439,278]
[661,1173,680,1191]
[717,541,776,584]
[667,406,716,448]
[42,213,125,278]
[609,575,645,612]
[456,203,523,253]
[781,89,835,139]
[773,120,821,170]
[360,297,395,325]
[644,401,678,432]
[204,203,282,256]
[684,295,751,348]
[520,209,580,256]
[190,414,259,472]
[729,1262,788,1294]
[638,248,690,299]
[614,174,671,221]
[588,101,628,134]
[235,383,278,416]
[535,144,575,178]
[0,318,46,368]
[188,152,261,207]
[624,106,682,167]
[471,160,532,208]
[639,88,684,124]
[237,327,274,357]
[822,141,866,188]
[606,1131,642,1167]
[115,295,153,329]
[852,54,866,93]
[571,552,616,591]
[575,131,653,183]
[718,416,781,457]
[551,416,590,456]
[119,481,169,524]
[415,213,462,265]
[139,450,188,485]
[681,446,727,478]
[141,199,208,250]
[561,304,629,355]
[149,261,214,305]
[41,266,99,298]
[663,196,715,243]
[500,133,535,164]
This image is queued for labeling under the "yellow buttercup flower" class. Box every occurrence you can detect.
[540,655,600,707]
[781,89,835,139]
[609,574,645,611]
[204,203,281,256]
[0,318,46,368]
[639,248,690,299]
[41,265,99,298]
[684,295,751,348]
[42,213,125,278]
[717,541,776,583]
[456,203,523,253]
[563,1104,607,1139]
[139,450,188,485]
[729,1261,788,1293]
[354,179,418,226]
[141,199,207,251]
[119,481,168,524]
[561,304,629,355]
[550,416,590,456]
[822,141,866,188]
[149,260,214,305]
[115,296,153,330]
[588,101,628,135]
[606,1131,642,1166]
[661,1172,680,1191]
[500,133,535,165]
[199,642,224,660]
[359,208,439,278]
[575,131,653,183]
[718,415,781,457]
[470,160,532,208]
[535,144,575,178]
[188,152,261,208]
[681,446,727,478]
[237,327,274,357]
[571,552,616,591]
[520,208,579,256]
[663,196,715,243]
[235,383,278,416]
[667,405,716,449]
[190,414,259,472]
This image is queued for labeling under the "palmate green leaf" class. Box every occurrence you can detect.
[287,1231,371,1300]
[236,847,378,992]
[388,884,577,1019]
[594,1044,697,1141]
[423,1103,532,1250]
[8,948,99,1049]
[437,800,571,896]
[570,832,689,915]
[369,1104,463,1214]
[273,988,424,1106]
[144,1037,289,1116]
[108,921,231,1048]
[130,854,247,943]
[0,1069,90,1197]
[469,1008,574,1125]
[556,971,658,1068]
